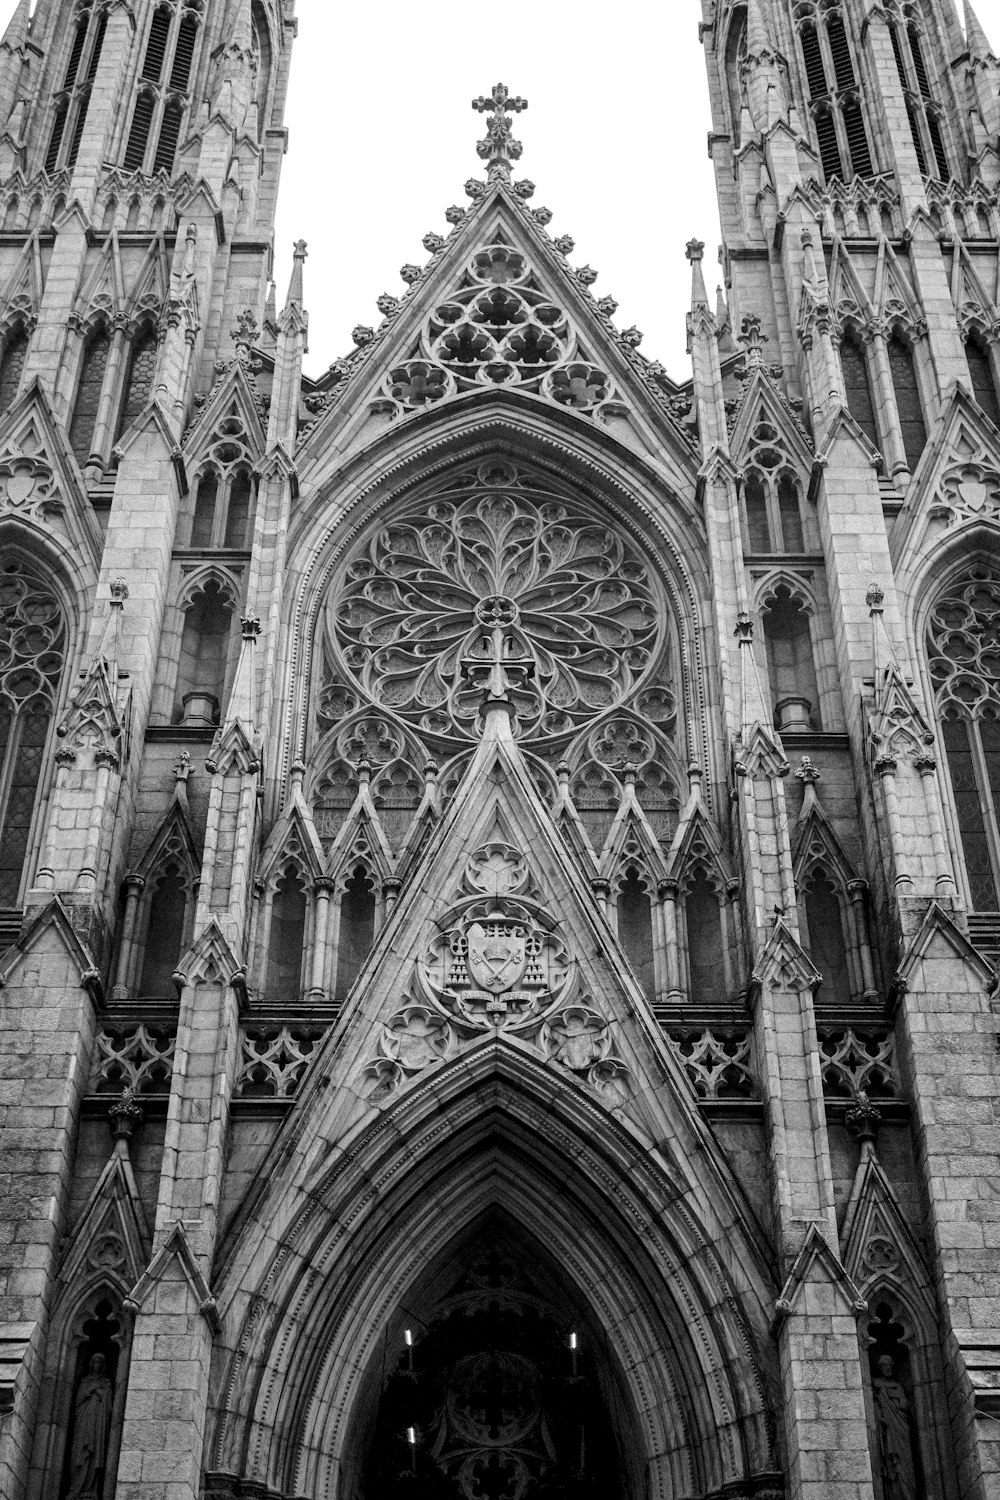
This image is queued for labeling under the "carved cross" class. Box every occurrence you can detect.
[460,596,535,719]
[472,83,528,182]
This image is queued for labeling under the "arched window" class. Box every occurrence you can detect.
[187,465,255,549]
[45,4,106,174]
[121,6,198,173]
[762,585,821,731]
[617,866,655,1000]
[742,467,806,553]
[174,578,234,724]
[265,866,308,1001]
[965,333,1000,426]
[888,333,926,470]
[797,15,873,183]
[335,865,376,1002]
[138,863,187,996]
[115,328,157,442]
[725,7,747,147]
[927,567,1000,910]
[190,470,219,547]
[684,867,726,1004]
[840,330,880,450]
[223,468,252,548]
[0,558,66,908]
[802,870,851,1005]
[0,328,28,415]
[69,328,110,464]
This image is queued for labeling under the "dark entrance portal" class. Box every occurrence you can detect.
[361,1247,625,1498]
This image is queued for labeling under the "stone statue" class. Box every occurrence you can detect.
[66,1353,113,1500]
[871,1353,920,1500]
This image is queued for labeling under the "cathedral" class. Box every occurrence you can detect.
[3,0,1000,1494]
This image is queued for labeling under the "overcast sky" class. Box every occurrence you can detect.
[5,0,1000,378]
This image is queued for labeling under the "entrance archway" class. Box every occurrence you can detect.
[360,1232,626,1498]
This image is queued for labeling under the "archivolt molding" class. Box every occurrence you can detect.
[210,1045,777,1499]
[279,411,710,813]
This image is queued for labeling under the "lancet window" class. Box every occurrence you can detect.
[69,325,110,466]
[184,407,258,549]
[965,332,1000,427]
[615,865,655,1001]
[172,575,238,725]
[840,328,880,450]
[742,468,806,554]
[0,557,66,909]
[122,3,200,175]
[44,0,106,174]
[926,566,1000,910]
[887,332,927,472]
[800,869,852,1005]
[681,863,730,1005]
[334,865,377,1003]
[264,866,308,1002]
[795,7,874,184]
[115,326,158,442]
[761,584,822,732]
[888,18,950,180]
[137,862,190,996]
[0,326,28,416]
[725,7,747,146]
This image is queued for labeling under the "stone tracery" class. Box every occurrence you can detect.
[326,459,667,753]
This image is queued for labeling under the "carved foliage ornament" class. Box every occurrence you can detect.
[330,460,664,750]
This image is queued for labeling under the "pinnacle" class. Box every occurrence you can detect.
[1,0,31,52]
[745,0,771,59]
[686,239,710,309]
[283,239,307,313]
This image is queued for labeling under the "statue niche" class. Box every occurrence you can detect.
[59,1299,122,1500]
[867,1301,926,1500]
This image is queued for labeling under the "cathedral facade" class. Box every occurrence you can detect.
[0,0,999,1496]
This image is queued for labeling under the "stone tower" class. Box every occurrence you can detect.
[0,0,998,1495]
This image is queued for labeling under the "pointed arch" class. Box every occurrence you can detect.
[114,321,158,444]
[251,805,324,1004]
[209,1044,778,1499]
[68,320,111,466]
[123,799,201,1000]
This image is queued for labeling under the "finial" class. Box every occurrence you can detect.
[738,314,769,370]
[108,1086,143,1142]
[241,613,261,641]
[290,759,306,797]
[173,749,192,785]
[845,1089,881,1145]
[460,596,535,724]
[472,83,528,183]
[796,755,821,785]
[687,239,709,309]
[231,309,259,362]
[285,239,307,311]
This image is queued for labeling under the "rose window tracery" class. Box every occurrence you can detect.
[328,460,665,750]
[379,241,617,418]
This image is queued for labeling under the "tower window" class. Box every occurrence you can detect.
[803,871,852,1005]
[174,578,234,725]
[841,331,880,451]
[966,334,1000,426]
[69,328,110,464]
[887,334,926,469]
[45,7,106,174]
[115,328,157,441]
[121,7,199,174]
[797,14,873,183]
[891,22,949,179]
[927,568,1000,910]
[0,329,28,415]
[0,558,66,908]
[138,863,188,996]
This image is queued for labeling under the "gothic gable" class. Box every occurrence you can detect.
[0,379,103,576]
[295,185,699,489]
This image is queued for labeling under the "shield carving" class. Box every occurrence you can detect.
[465,919,527,995]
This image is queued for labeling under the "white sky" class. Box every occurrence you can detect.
[5,0,1000,378]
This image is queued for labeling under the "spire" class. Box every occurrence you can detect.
[224,613,260,734]
[744,0,787,129]
[745,0,771,60]
[212,0,257,129]
[965,0,997,59]
[472,83,528,184]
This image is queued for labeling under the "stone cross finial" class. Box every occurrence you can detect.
[473,83,528,182]
[737,313,769,370]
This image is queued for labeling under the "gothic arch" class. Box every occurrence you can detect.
[284,408,710,824]
[209,1044,778,1500]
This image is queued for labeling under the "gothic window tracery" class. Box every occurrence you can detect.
[376,241,622,421]
[323,460,674,760]
[741,430,808,554]
[761,583,822,732]
[184,408,258,548]
[795,6,874,184]
[0,556,66,908]
[122,2,200,175]
[800,868,852,1005]
[45,1,106,175]
[0,327,28,416]
[887,332,927,471]
[926,565,1000,910]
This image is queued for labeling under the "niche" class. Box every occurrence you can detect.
[685,868,726,1004]
[617,866,655,1000]
[138,863,187,997]
[335,866,376,1002]
[265,865,308,1001]
[174,579,234,725]
[762,586,821,731]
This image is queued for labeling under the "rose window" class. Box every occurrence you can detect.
[327,460,666,748]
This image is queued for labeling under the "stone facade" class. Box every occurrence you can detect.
[0,0,999,1497]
